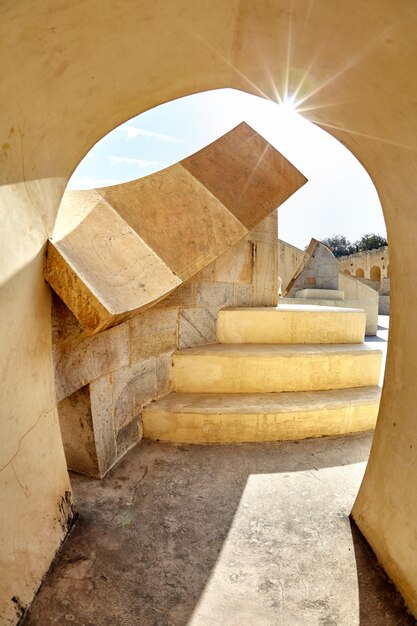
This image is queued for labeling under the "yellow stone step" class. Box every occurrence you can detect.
[173,343,382,393]
[217,305,366,344]
[142,387,381,443]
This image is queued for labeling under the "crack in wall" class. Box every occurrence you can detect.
[0,407,54,474]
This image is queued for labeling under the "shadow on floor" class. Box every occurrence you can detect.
[23,434,414,625]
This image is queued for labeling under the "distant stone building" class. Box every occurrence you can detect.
[338,246,389,281]
[338,247,390,314]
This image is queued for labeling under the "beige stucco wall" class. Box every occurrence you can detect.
[2,1,417,622]
[339,247,389,281]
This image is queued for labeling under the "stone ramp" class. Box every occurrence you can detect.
[45,122,306,333]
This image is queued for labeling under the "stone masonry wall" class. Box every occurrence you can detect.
[338,246,389,280]
[52,211,278,477]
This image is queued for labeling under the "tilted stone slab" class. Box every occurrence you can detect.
[45,123,306,333]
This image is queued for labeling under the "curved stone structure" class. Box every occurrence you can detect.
[3,2,417,622]
[46,123,306,333]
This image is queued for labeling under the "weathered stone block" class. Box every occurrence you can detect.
[90,375,117,476]
[233,283,252,306]
[196,283,234,310]
[116,416,142,458]
[247,211,278,244]
[130,308,177,362]
[55,322,130,402]
[57,377,117,479]
[46,125,305,333]
[251,241,278,306]
[112,357,157,431]
[214,240,252,284]
[156,281,196,308]
[156,352,173,397]
[57,386,100,478]
[51,292,84,345]
[178,308,217,348]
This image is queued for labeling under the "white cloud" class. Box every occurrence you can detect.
[108,156,160,168]
[67,175,121,190]
[124,125,182,143]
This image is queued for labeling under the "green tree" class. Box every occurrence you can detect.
[355,233,388,252]
[320,235,356,258]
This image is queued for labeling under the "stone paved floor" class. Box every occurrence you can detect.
[24,432,415,625]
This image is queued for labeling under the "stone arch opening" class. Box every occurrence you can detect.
[370,265,382,281]
[51,88,388,479]
[356,268,365,278]
[5,2,415,620]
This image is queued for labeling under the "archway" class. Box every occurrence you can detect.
[370,265,382,282]
[2,2,417,622]
[356,268,365,278]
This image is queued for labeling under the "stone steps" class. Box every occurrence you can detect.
[142,387,381,443]
[142,304,383,443]
[217,305,366,344]
[172,343,382,393]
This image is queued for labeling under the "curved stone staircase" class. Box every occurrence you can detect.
[142,304,382,443]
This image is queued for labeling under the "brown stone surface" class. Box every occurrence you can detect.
[251,241,279,306]
[248,210,278,244]
[99,164,246,281]
[46,125,304,333]
[181,124,306,230]
[23,434,415,626]
[214,240,253,284]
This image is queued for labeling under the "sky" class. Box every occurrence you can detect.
[68,88,386,250]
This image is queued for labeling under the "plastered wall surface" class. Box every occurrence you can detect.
[1,1,417,622]
[52,213,278,478]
